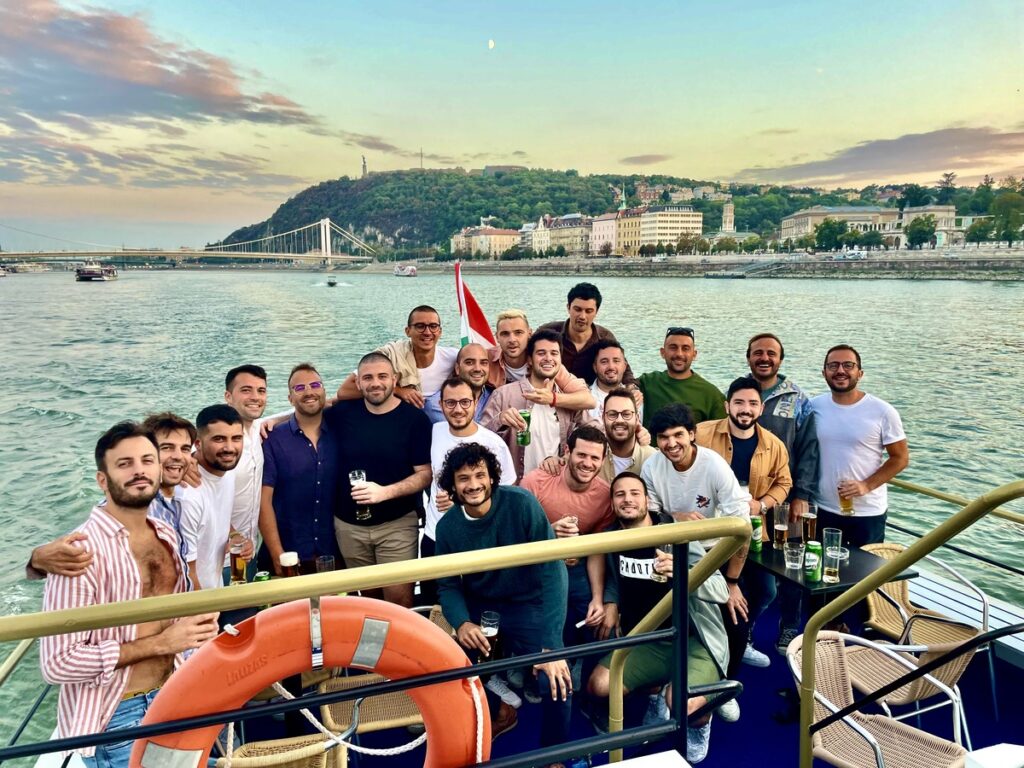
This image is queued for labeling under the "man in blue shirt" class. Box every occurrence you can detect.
[259,363,341,575]
[423,342,493,424]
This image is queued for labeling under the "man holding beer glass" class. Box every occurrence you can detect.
[810,345,909,548]
[435,443,572,747]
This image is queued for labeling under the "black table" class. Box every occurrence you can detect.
[747,544,918,597]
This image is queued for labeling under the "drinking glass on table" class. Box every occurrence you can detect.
[773,503,789,550]
[784,541,805,570]
[802,503,818,542]
[822,528,843,583]
[315,555,335,573]
[349,469,372,521]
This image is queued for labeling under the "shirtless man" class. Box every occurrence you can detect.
[40,421,218,768]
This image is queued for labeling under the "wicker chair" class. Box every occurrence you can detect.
[215,733,345,768]
[786,631,967,768]
[845,637,973,749]
[861,543,997,716]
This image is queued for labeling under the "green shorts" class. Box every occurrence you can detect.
[599,636,720,693]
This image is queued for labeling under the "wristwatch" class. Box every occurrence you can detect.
[758,499,768,515]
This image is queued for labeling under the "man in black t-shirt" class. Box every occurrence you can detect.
[325,352,432,607]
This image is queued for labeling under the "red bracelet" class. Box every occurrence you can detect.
[551,390,558,407]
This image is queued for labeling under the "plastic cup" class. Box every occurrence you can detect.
[315,555,335,573]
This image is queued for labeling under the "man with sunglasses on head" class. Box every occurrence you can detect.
[636,327,726,431]
[258,363,342,575]
[335,306,459,409]
[811,344,908,547]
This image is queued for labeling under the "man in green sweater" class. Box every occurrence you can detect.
[435,442,572,754]
[637,327,726,430]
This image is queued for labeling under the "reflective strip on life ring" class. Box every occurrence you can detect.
[129,596,490,768]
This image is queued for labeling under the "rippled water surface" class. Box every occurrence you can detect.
[0,270,1022,735]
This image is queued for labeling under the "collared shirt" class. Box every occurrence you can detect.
[40,506,189,755]
[536,320,635,386]
[230,419,265,548]
[262,414,340,561]
[422,388,491,425]
[599,439,657,483]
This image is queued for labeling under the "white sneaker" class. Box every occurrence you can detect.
[686,720,712,763]
[641,691,670,726]
[741,643,770,668]
[716,698,740,722]
[486,675,523,708]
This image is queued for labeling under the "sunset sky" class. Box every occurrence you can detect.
[1,0,1022,248]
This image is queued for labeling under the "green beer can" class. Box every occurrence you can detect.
[254,570,271,610]
[804,541,822,582]
[749,515,763,553]
[516,408,532,446]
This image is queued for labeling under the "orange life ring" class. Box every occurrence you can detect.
[130,596,490,768]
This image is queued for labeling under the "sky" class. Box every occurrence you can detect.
[1,0,1022,249]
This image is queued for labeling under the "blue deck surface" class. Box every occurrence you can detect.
[252,602,1023,766]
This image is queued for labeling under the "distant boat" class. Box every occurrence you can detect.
[0,266,7,278]
[75,262,118,282]
[703,271,746,279]
[393,264,417,277]
[327,275,338,287]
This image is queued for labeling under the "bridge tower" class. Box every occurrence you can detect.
[320,218,331,261]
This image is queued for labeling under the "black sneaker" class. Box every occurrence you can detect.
[776,627,799,656]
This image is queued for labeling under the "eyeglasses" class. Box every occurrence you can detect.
[665,326,694,339]
[291,381,324,393]
[824,361,858,372]
[410,322,441,332]
[605,410,636,421]
[441,398,475,410]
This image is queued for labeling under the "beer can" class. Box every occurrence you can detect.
[516,408,532,446]
[254,571,271,610]
[804,541,822,582]
[749,515,763,553]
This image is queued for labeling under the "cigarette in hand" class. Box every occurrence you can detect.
[575,618,588,629]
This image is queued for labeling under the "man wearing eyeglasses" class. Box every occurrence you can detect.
[810,344,908,547]
[421,377,515,605]
[335,305,459,409]
[258,363,342,575]
[637,328,726,431]
[598,388,656,482]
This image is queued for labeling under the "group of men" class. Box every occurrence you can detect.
[32,281,909,768]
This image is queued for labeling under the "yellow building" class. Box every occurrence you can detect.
[781,204,963,247]
[639,205,703,249]
[616,207,644,257]
[548,213,591,257]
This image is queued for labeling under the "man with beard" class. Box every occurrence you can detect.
[336,306,459,408]
[538,282,635,386]
[259,363,342,575]
[521,425,613,690]
[26,412,197,578]
[640,403,750,721]
[421,377,515,605]
[811,345,908,547]
[223,365,270,570]
[745,333,820,654]
[587,339,643,424]
[180,404,246,589]
[482,329,592,480]
[586,472,729,765]
[598,389,656,483]
[424,342,493,424]
[434,443,572,751]
[326,352,432,608]
[637,328,726,430]
[41,422,218,768]
[696,376,791,668]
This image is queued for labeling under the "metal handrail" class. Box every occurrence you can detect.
[0,639,33,688]
[799,479,1024,768]
[890,477,1024,525]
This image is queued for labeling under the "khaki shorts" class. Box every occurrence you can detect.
[599,636,719,693]
[335,512,419,568]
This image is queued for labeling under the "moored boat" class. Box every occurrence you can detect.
[393,264,417,277]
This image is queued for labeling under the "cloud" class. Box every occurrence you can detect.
[620,154,673,166]
[758,128,798,136]
[735,126,1024,185]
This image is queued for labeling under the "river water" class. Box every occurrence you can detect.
[0,269,1022,736]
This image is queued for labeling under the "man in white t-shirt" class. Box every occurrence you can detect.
[811,344,908,547]
[640,402,752,713]
[335,305,459,408]
[223,365,269,565]
[421,377,515,605]
[179,404,248,589]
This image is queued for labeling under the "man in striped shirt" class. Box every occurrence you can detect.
[40,421,219,768]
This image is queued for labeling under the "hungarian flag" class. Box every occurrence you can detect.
[455,262,496,348]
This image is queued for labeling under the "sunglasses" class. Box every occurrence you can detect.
[665,326,694,340]
[291,381,324,393]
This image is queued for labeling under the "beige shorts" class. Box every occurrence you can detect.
[334,512,419,569]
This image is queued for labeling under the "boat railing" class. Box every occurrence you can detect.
[798,478,1024,768]
[0,518,750,767]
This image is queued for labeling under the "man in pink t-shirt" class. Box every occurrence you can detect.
[520,425,614,678]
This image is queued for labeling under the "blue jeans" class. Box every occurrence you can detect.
[82,689,160,768]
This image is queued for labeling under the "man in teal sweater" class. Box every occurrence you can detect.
[435,442,572,753]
